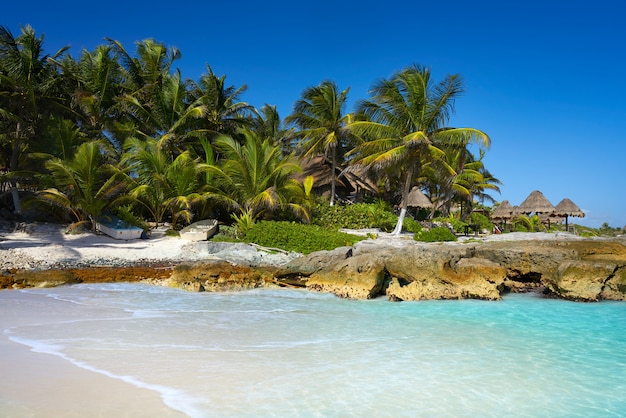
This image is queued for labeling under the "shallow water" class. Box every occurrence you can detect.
[1,284,625,417]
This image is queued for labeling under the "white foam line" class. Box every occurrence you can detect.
[7,334,204,417]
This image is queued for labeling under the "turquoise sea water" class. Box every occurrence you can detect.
[2,284,626,417]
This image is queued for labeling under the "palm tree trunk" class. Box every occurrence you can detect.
[330,146,336,207]
[9,123,22,214]
[392,165,414,235]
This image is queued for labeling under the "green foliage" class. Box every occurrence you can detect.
[432,216,467,233]
[312,201,398,232]
[470,211,493,232]
[113,205,149,230]
[243,221,366,254]
[414,227,457,242]
[402,217,422,233]
[231,211,255,236]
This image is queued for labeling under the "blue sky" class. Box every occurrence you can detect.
[5,0,625,228]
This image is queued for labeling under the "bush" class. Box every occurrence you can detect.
[312,201,398,232]
[244,221,366,254]
[402,216,422,233]
[415,226,457,242]
[470,212,493,232]
[432,216,466,233]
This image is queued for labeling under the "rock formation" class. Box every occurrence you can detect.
[3,236,626,302]
[272,238,626,302]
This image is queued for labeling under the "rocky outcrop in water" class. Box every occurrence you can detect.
[272,239,626,302]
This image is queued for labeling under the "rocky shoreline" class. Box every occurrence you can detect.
[2,223,626,302]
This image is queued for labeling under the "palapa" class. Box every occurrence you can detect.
[517,190,555,215]
[403,186,434,209]
[491,200,514,220]
[554,198,585,230]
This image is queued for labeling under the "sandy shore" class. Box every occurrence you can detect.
[0,223,299,271]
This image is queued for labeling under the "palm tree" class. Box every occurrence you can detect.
[207,129,308,222]
[54,44,125,147]
[187,65,255,140]
[421,145,484,218]
[287,80,353,206]
[350,65,490,234]
[122,138,208,227]
[251,104,295,151]
[117,69,207,154]
[38,140,126,230]
[0,25,69,213]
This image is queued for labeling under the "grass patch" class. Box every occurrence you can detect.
[244,221,366,254]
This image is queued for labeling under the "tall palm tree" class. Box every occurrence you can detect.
[38,140,126,230]
[251,104,295,151]
[187,65,255,140]
[207,129,307,222]
[287,80,352,206]
[54,44,125,147]
[0,25,69,213]
[350,65,490,234]
[117,69,207,154]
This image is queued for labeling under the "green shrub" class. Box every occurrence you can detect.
[312,201,398,232]
[470,212,493,232]
[244,220,366,254]
[415,226,457,242]
[402,217,422,233]
[432,216,466,233]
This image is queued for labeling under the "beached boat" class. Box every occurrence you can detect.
[95,214,144,240]
[179,219,219,241]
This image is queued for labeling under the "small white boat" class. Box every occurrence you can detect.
[96,215,144,240]
[179,219,219,241]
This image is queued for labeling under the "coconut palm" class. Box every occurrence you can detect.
[421,146,499,219]
[122,138,208,227]
[38,140,126,230]
[187,65,255,140]
[350,65,490,234]
[0,25,69,213]
[207,129,308,222]
[251,104,295,151]
[54,44,125,147]
[117,69,207,154]
[287,80,353,206]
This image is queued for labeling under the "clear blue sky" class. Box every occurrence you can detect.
[6,0,625,228]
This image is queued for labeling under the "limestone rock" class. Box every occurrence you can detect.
[306,253,387,299]
[166,261,270,292]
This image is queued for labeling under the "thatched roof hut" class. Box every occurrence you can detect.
[491,200,514,220]
[402,186,433,208]
[517,190,555,215]
[295,155,378,201]
[554,198,585,230]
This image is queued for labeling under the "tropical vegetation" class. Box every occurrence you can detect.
[1,24,510,240]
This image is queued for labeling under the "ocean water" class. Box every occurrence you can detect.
[1,284,625,417]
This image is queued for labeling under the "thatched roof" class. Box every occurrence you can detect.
[295,155,379,195]
[517,190,555,215]
[491,200,514,220]
[554,198,585,218]
[402,186,433,208]
[340,164,379,195]
[296,155,347,188]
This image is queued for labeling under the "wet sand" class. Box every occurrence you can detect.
[0,290,186,417]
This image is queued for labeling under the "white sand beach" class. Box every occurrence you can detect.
[0,223,299,271]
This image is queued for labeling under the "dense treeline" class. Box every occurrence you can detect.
[0,25,500,234]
